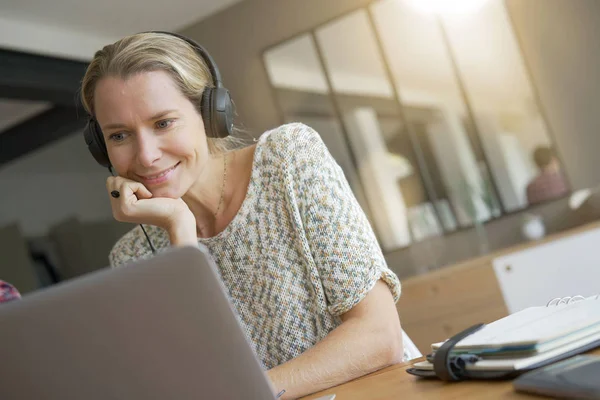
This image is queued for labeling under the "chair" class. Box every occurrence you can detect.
[402,330,423,361]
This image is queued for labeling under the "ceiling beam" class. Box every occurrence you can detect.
[0,106,86,166]
[0,49,89,107]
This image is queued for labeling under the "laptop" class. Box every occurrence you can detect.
[0,245,276,400]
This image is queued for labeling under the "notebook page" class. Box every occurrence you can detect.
[456,299,600,348]
[432,306,548,350]
[473,330,600,371]
[431,299,600,350]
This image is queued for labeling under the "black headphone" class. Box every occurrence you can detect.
[83,31,235,168]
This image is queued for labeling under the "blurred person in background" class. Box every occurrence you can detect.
[526,146,569,205]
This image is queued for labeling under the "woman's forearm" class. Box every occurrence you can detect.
[267,316,404,399]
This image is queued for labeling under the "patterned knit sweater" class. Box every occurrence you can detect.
[109,123,404,368]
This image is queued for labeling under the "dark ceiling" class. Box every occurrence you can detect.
[0,49,89,166]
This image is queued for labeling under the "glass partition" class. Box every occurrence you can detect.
[371,0,501,228]
[263,34,374,236]
[315,9,447,250]
[262,0,569,253]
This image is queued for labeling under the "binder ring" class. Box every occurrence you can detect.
[557,297,572,305]
[546,297,562,307]
[567,295,586,304]
[547,295,597,307]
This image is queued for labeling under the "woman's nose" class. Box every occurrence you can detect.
[135,131,162,167]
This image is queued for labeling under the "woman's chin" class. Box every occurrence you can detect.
[150,188,183,199]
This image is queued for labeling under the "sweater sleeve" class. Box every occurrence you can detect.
[108,225,160,268]
[281,123,401,316]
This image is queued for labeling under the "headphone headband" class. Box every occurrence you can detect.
[144,31,223,87]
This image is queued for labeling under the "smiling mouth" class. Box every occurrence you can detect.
[139,162,180,180]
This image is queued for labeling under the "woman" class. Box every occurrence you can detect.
[80,32,410,399]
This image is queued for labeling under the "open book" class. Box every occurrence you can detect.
[407,295,600,379]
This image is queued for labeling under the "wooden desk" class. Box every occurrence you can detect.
[302,348,600,399]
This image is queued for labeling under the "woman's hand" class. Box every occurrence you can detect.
[106,176,197,246]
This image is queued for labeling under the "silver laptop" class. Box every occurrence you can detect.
[0,245,276,400]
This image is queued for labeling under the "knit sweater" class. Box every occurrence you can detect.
[109,123,404,368]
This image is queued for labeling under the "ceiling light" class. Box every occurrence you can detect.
[405,0,490,16]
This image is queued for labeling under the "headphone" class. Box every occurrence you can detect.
[83,31,235,168]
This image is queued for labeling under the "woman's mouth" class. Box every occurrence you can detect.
[138,162,180,185]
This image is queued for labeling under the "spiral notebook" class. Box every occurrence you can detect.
[408,295,600,379]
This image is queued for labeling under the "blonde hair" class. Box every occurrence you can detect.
[80,32,244,153]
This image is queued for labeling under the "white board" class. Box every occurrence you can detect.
[493,226,600,313]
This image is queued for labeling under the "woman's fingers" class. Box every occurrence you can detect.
[119,180,153,202]
[105,176,192,230]
[106,176,152,201]
[106,176,153,221]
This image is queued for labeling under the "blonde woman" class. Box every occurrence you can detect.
[80,32,411,399]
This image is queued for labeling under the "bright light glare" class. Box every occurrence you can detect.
[405,0,490,16]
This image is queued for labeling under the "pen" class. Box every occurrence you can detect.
[276,389,286,398]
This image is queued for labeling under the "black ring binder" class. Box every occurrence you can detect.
[408,294,600,382]
[433,323,485,381]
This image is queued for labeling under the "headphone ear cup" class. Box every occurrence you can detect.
[201,87,234,139]
[83,118,111,168]
[212,87,234,139]
[201,88,215,138]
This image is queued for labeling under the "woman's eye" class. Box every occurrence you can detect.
[156,119,174,129]
[109,132,128,142]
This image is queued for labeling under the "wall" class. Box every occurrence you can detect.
[0,132,113,236]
